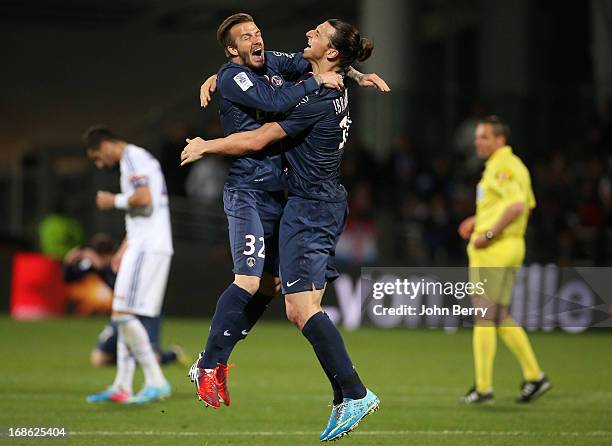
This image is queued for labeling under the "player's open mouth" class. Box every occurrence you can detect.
[251,47,263,62]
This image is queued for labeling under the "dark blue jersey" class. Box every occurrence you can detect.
[278,75,350,202]
[217,51,316,191]
[64,262,116,289]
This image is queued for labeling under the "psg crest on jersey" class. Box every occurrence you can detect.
[270,75,283,86]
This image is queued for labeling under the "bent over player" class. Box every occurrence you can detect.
[84,126,173,404]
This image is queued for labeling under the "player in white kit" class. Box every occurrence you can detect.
[83,125,173,404]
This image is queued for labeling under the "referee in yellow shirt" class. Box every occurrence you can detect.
[458,116,551,404]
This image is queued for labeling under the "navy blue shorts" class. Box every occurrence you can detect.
[224,187,285,277]
[279,196,348,295]
[96,315,161,355]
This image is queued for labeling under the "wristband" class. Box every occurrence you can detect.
[114,194,129,210]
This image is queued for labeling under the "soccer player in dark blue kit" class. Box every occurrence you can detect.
[186,13,388,410]
[182,19,382,442]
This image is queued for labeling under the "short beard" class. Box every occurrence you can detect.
[237,48,263,71]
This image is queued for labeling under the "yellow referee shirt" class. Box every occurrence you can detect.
[473,146,535,238]
[468,146,535,270]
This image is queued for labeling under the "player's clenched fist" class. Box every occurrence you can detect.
[180,137,206,166]
[96,191,115,210]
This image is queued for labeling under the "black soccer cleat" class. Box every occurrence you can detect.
[461,386,494,404]
[516,375,551,403]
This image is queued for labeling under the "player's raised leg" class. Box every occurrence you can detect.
[191,189,282,407]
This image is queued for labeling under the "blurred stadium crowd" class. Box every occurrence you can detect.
[154,99,612,268]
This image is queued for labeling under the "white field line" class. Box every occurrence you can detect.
[68,430,612,437]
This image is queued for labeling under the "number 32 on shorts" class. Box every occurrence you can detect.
[243,234,265,258]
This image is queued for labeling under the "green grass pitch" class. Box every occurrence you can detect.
[1,315,611,445]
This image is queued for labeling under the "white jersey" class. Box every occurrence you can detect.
[120,144,173,255]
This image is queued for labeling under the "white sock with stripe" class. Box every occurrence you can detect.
[111,330,135,394]
[115,315,167,388]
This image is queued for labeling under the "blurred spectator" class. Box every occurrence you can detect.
[185,155,229,204]
[383,134,420,206]
[336,181,378,264]
[160,121,192,196]
[453,102,485,173]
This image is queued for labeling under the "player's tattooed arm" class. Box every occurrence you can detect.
[346,66,391,92]
[180,123,286,165]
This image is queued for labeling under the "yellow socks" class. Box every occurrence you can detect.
[498,318,543,382]
[473,323,497,394]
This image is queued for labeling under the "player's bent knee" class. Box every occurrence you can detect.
[285,294,321,330]
[90,349,110,367]
[234,275,260,295]
[284,301,306,328]
[284,301,299,326]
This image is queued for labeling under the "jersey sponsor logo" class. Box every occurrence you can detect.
[233,72,254,91]
[270,75,283,86]
[272,51,295,58]
[286,278,301,287]
[246,257,256,268]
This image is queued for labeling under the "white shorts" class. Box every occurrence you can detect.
[113,249,171,317]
